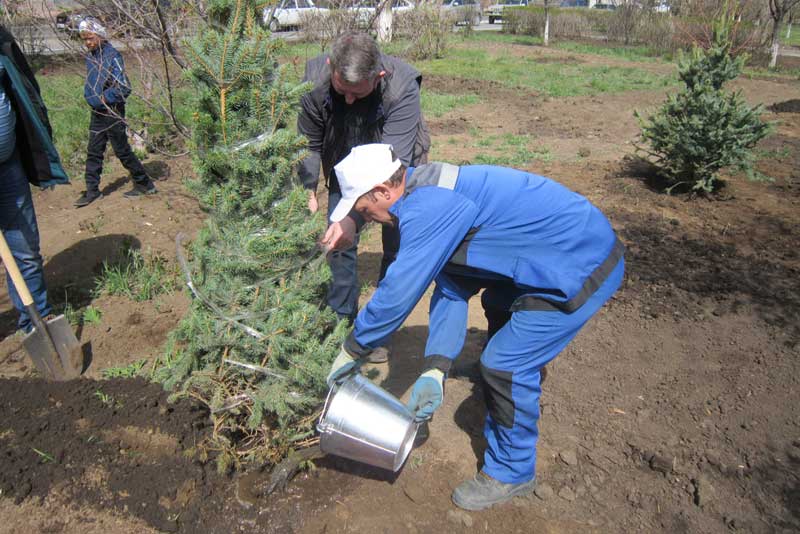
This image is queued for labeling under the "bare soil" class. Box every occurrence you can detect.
[1,42,799,533]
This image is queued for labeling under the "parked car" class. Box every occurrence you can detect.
[344,0,415,28]
[592,3,617,9]
[441,0,482,25]
[55,11,87,37]
[653,1,670,12]
[262,0,329,31]
[486,0,528,24]
[559,0,589,6]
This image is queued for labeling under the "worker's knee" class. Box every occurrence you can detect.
[480,363,515,428]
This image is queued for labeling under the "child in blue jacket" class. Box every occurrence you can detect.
[74,18,155,207]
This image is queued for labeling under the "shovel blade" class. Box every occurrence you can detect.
[22,314,82,381]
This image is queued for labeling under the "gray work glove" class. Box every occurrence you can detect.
[326,347,361,387]
[407,369,445,422]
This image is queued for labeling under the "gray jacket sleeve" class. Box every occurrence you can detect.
[381,78,421,166]
[297,63,324,190]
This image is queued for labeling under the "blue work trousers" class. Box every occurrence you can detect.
[479,258,624,484]
[0,153,51,332]
[326,188,399,321]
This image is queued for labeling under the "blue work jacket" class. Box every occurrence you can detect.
[345,163,623,361]
[84,41,131,109]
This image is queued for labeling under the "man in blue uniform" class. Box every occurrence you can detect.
[324,144,624,511]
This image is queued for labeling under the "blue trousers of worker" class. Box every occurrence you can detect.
[326,188,399,321]
[479,258,624,484]
[0,153,51,333]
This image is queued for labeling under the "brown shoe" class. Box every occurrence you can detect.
[368,345,390,363]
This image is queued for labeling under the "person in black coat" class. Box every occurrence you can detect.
[0,25,69,332]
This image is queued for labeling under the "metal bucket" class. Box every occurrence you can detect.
[317,374,418,472]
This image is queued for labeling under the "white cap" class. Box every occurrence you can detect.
[79,18,108,39]
[330,144,401,222]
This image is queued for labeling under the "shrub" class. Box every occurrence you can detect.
[503,6,597,40]
[607,4,642,45]
[395,6,453,60]
[635,16,771,193]
[299,9,365,52]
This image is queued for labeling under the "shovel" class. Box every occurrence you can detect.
[0,232,82,380]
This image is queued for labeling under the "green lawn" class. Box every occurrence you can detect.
[37,73,89,173]
[553,41,671,62]
[414,46,673,97]
[780,23,799,47]
[421,89,481,117]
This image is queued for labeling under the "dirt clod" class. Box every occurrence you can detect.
[693,476,715,508]
[650,454,675,474]
[534,483,555,501]
[559,449,579,466]
[558,487,577,502]
[447,509,474,527]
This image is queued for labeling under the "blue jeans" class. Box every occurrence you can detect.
[326,189,400,321]
[0,153,50,332]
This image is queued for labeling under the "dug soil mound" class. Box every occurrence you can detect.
[768,99,800,113]
[0,377,346,533]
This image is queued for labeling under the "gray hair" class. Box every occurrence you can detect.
[329,31,381,84]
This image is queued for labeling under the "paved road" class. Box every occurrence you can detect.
[780,45,800,57]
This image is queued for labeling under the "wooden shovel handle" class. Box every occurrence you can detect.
[0,231,35,306]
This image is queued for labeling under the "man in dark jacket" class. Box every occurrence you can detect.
[74,18,155,208]
[298,31,430,361]
[0,25,69,332]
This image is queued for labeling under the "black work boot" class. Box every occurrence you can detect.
[123,181,157,198]
[452,471,535,511]
[74,190,103,208]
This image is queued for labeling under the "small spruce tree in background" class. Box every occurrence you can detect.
[156,0,346,471]
[635,10,772,194]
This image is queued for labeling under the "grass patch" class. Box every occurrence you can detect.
[102,359,148,379]
[31,447,55,463]
[37,72,87,174]
[744,64,800,80]
[464,32,543,47]
[82,306,103,325]
[94,389,122,409]
[553,41,670,62]
[415,47,673,96]
[96,247,178,302]
[421,89,481,117]
[780,24,800,47]
[468,133,553,166]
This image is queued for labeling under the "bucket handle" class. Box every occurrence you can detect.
[316,382,338,434]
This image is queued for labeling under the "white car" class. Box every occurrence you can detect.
[441,0,483,26]
[486,0,528,24]
[263,0,329,31]
[653,1,670,12]
[344,0,415,28]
